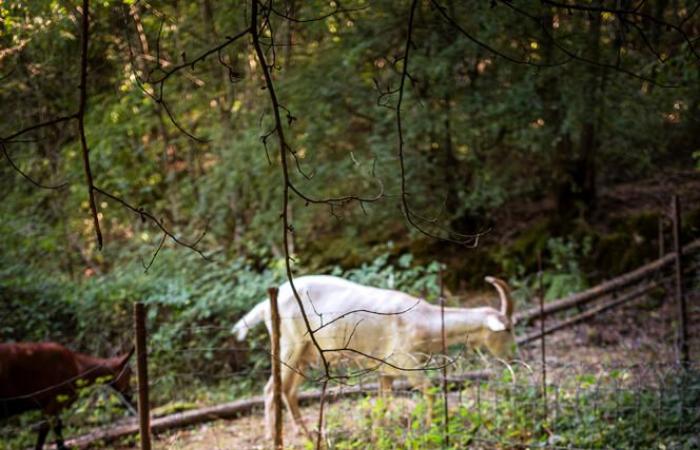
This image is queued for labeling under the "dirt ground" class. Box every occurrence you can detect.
[111,283,699,450]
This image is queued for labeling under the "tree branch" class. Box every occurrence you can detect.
[77,0,103,250]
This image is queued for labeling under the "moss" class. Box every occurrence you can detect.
[151,401,199,417]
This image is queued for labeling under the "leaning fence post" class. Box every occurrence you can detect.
[439,266,449,448]
[268,287,284,449]
[671,195,689,368]
[133,302,151,450]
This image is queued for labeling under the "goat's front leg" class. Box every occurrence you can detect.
[52,416,69,450]
[34,420,50,450]
[378,375,394,398]
[407,373,433,427]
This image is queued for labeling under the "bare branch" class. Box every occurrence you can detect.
[2,115,77,143]
[430,0,572,68]
[93,186,209,261]
[308,300,421,335]
[395,0,485,246]
[268,2,368,23]
[496,0,690,88]
[77,0,103,250]
[250,0,331,376]
[141,230,168,273]
[1,142,69,190]
[147,28,252,85]
[541,0,700,59]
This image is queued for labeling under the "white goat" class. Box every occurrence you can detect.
[232,275,515,437]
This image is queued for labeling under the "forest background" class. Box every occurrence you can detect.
[1,0,699,412]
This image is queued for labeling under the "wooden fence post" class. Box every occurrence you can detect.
[133,302,151,450]
[671,195,689,368]
[268,287,283,449]
[658,215,665,259]
[537,252,548,423]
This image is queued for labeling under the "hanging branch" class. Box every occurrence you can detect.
[1,142,68,190]
[1,115,77,143]
[394,0,485,246]
[249,0,331,379]
[430,0,572,68]
[541,0,700,60]
[93,186,209,261]
[126,6,252,143]
[268,2,368,24]
[495,0,696,88]
[1,3,209,260]
[1,116,75,190]
[76,0,103,250]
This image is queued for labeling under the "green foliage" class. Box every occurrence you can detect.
[331,250,445,299]
[0,257,74,341]
[325,369,700,449]
[503,235,591,306]
[2,1,700,446]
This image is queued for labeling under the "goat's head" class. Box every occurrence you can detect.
[477,276,517,359]
[107,347,135,408]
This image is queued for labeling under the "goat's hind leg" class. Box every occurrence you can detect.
[263,376,275,440]
[378,375,394,398]
[283,370,311,438]
[265,343,311,440]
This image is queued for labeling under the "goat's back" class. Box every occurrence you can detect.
[278,276,423,319]
[0,342,81,416]
[275,276,429,370]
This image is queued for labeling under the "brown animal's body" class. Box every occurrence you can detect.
[0,342,134,450]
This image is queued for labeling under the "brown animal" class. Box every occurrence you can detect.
[0,342,134,450]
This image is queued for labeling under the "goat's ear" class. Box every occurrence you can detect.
[486,315,506,332]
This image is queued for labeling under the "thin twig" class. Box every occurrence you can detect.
[93,186,208,260]
[1,142,68,190]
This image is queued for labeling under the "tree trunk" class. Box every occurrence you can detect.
[554,13,601,218]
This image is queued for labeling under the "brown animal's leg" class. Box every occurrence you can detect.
[52,417,69,450]
[34,420,50,450]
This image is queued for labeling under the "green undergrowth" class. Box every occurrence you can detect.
[0,248,445,448]
[324,369,700,450]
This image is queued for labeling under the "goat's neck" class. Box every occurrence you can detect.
[74,353,121,382]
[417,305,490,347]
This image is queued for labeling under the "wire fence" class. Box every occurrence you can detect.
[1,230,698,449]
[1,313,697,449]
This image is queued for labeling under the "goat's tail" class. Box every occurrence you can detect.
[232,300,268,341]
[485,276,514,318]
